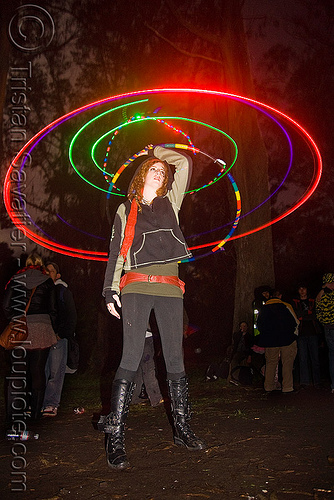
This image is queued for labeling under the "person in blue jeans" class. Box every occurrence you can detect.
[293,285,321,388]
[43,263,77,416]
[316,273,334,393]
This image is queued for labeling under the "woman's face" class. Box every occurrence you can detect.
[144,161,166,191]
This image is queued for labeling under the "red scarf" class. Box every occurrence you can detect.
[120,199,138,261]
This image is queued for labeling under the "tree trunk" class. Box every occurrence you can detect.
[164,0,276,329]
[219,1,275,328]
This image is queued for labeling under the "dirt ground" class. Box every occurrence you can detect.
[1,368,334,500]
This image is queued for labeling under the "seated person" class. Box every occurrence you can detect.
[228,321,253,384]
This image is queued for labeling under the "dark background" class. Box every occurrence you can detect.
[0,0,333,372]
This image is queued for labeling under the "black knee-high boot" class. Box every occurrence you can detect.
[168,377,206,450]
[103,379,135,469]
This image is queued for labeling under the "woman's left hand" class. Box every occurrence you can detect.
[137,144,154,157]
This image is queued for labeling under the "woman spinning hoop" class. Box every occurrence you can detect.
[101,145,206,470]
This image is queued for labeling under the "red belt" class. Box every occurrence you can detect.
[120,272,185,294]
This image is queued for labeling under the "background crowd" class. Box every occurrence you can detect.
[2,250,334,442]
[208,275,334,396]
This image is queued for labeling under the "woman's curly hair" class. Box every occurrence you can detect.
[128,158,169,206]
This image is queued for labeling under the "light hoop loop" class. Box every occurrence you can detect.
[3,88,322,260]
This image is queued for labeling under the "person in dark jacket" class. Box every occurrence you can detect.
[42,262,77,417]
[3,253,57,425]
[257,290,299,393]
[293,284,321,387]
[100,145,206,470]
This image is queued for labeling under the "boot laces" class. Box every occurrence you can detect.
[107,426,125,451]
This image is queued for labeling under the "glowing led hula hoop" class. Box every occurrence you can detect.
[91,113,241,257]
[91,103,295,246]
[101,116,196,185]
[83,97,294,232]
[111,142,227,193]
[94,117,236,195]
[18,94,294,248]
[180,171,241,262]
[3,88,322,260]
[188,100,295,242]
[91,115,196,195]
[69,114,237,196]
[68,99,149,197]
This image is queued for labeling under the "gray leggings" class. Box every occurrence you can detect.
[115,293,185,382]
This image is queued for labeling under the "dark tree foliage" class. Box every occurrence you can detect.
[7,0,333,369]
[251,0,334,296]
[1,0,276,367]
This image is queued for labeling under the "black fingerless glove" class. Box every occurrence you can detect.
[104,290,119,306]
